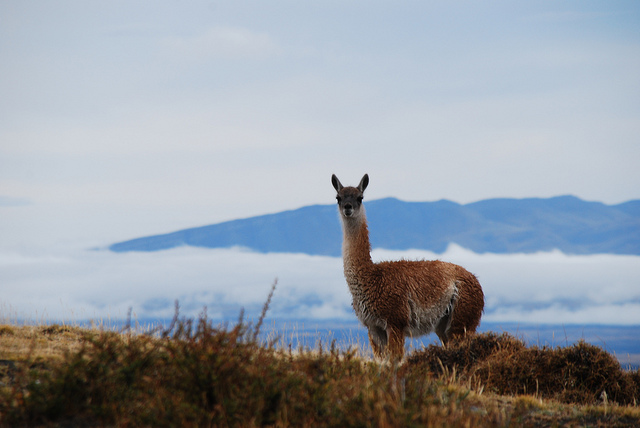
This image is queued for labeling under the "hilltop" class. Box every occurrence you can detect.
[1,315,639,426]
[109,195,640,256]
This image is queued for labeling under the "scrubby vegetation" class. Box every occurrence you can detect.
[405,332,640,407]
[1,296,639,426]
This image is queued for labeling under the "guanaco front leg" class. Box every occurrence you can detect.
[367,331,384,360]
[386,326,405,362]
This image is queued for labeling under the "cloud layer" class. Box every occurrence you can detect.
[2,245,639,326]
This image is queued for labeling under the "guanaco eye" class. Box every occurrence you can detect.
[336,196,342,203]
[357,197,363,203]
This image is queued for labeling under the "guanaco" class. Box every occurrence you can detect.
[331,174,484,361]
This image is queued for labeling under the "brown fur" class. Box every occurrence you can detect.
[331,174,484,361]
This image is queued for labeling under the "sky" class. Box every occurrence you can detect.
[1,1,640,326]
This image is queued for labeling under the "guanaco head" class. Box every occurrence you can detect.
[331,174,369,219]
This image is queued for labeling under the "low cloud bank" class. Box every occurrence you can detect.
[1,245,639,326]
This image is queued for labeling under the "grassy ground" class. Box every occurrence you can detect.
[1,307,639,426]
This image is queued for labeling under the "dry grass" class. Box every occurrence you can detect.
[0,324,86,363]
[1,295,639,427]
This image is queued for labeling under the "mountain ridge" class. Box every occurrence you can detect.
[109,195,640,256]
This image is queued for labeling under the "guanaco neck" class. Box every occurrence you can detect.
[340,210,374,273]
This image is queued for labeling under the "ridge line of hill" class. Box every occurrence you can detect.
[109,195,640,256]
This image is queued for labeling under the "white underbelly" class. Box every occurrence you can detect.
[405,285,457,337]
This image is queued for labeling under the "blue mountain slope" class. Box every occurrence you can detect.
[109,195,640,256]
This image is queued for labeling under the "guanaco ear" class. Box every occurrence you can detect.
[331,174,343,192]
[358,174,369,193]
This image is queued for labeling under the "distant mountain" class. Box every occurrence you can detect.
[109,196,640,256]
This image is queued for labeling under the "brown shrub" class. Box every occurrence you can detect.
[404,332,640,406]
